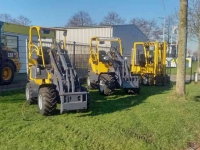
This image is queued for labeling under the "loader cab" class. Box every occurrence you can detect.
[89,37,123,74]
[131,41,168,86]
[98,38,122,62]
[28,27,67,65]
[28,26,68,79]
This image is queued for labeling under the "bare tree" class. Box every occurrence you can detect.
[175,0,188,96]
[0,13,13,22]
[14,15,31,26]
[187,49,192,56]
[100,11,125,25]
[193,50,198,57]
[187,0,200,72]
[129,18,162,41]
[163,14,179,56]
[0,13,31,26]
[165,14,178,43]
[66,11,95,27]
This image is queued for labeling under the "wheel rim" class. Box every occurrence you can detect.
[38,94,43,110]
[99,80,104,92]
[143,77,148,85]
[26,87,30,101]
[87,77,90,87]
[2,67,12,80]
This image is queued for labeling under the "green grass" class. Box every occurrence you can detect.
[1,83,200,150]
[168,61,197,75]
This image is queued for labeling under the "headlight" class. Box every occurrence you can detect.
[124,57,127,60]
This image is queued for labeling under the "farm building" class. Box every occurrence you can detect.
[55,24,149,56]
[0,21,54,73]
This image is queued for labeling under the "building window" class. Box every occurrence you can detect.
[4,35,18,52]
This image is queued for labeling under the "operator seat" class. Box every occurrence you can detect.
[139,53,146,67]
[99,50,107,62]
[36,46,51,69]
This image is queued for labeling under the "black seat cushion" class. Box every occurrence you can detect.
[37,46,51,65]
[99,50,107,62]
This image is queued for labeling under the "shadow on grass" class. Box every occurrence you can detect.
[79,84,174,117]
[194,96,200,102]
[0,88,25,103]
[0,83,175,117]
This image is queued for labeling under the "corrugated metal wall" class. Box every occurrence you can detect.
[56,27,112,44]
[55,25,148,59]
[56,27,112,54]
[112,25,148,66]
[112,24,148,56]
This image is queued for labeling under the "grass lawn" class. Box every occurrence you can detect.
[168,61,198,75]
[1,83,200,150]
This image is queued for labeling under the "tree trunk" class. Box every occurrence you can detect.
[175,0,188,96]
[198,30,200,73]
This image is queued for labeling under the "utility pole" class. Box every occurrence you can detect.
[198,28,200,73]
[175,0,188,96]
[163,17,165,42]
[159,17,166,42]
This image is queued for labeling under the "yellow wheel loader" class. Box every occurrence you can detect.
[25,26,89,116]
[130,41,170,86]
[0,21,22,85]
[87,37,140,96]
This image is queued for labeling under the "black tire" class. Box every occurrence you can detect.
[147,75,154,86]
[98,74,116,96]
[25,82,36,104]
[164,75,170,85]
[124,89,130,94]
[124,88,140,94]
[133,88,140,94]
[38,86,57,116]
[0,61,15,85]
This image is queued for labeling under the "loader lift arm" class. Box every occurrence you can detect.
[48,42,88,113]
[102,47,140,91]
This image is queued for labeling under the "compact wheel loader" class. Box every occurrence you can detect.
[0,21,22,85]
[87,37,140,96]
[130,41,170,86]
[25,26,89,116]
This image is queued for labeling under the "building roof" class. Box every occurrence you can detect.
[53,24,138,29]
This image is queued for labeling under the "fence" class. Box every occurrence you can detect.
[0,39,95,92]
[1,38,199,92]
